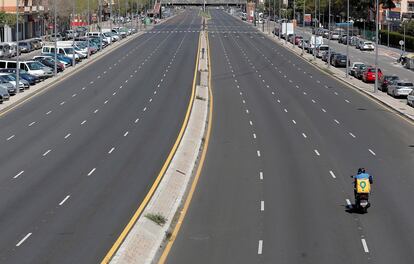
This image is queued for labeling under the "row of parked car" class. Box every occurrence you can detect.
[0,26,137,104]
[278,29,414,108]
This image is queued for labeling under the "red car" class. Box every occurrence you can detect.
[362,67,383,83]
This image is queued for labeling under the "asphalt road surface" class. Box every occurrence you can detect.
[166,9,414,264]
[0,9,199,264]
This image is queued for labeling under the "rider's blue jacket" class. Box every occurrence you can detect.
[355,173,373,183]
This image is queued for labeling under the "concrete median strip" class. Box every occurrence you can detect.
[107,27,211,264]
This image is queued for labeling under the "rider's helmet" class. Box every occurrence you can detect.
[357,168,366,174]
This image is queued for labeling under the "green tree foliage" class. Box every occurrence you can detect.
[0,12,23,26]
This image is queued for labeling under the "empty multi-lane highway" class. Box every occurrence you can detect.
[165,9,414,264]
[0,9,200,264]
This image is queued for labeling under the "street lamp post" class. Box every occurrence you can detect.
[328,0,330,67]
[278,0,281,40]
[374,0,379,93]
[346,0,349,78]
[72,0,76,67]
[54,0,57,77]
[16,0,20,93]
[313,0,316,60]
[87,0,90,60]
[293,0,295,48]
[302,0,305,55]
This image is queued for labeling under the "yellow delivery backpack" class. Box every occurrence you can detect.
[356,178,371,194]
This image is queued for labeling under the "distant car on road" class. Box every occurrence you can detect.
[407,90,414,106]
[387,80,414,98]
[379,75,399,92]
[360,41,375,51]
[362,67,382,83]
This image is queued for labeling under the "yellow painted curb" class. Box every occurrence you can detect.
[158,31,213,264]
[100,32,202,264]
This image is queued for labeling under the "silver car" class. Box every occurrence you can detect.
[0,85,10,100]
[0,78,16,95]
[407,90,414,107]
[387,80,414,98]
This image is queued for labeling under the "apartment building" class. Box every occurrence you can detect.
[0,0,49,41]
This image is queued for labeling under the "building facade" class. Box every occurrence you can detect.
[0,0,49,41]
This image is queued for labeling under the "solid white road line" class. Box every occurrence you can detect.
[368,149,376,156]
[361,238,369,253]
[28,121,36,127]
[108,147,115,154]
[42,149,51,157]
[329,170,336,179]
[87,168,96,176]
[13,170,24,179]
[260,201,264,211]
[64,133,71,139]
[7,135,15,141]
[59,195,70,206]
[258,240,263,255]
[314,149,320,156]
[16,233,32,247]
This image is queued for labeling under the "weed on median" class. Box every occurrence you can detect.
[145,213,167,226]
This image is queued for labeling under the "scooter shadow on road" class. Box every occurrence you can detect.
[344,204,368,214]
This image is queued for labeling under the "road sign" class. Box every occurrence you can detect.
[399,40,405,46]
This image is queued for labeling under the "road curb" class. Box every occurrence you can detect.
[248,20,414,123]
[106,27,211,264]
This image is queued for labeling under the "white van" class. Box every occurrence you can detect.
[0,60,53,79]
[41,45,81,61]
[89,31,112,43]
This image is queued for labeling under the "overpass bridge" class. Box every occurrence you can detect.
[164,0,247,5]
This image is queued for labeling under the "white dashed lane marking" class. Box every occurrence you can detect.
[59,195,70,206]
[329,170,336,178]
[7,135,15,141]
[87,168,96,176]
[13,170,24,179]
[16,233,32,247]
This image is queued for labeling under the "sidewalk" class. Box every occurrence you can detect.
[251,19,414,122]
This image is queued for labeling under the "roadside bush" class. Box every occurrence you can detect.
[379,30,414,52]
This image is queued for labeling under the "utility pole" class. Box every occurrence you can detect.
[273,0,276,37]
[346,0,349,77]
[72,0,76,67]
[327,0,330,67]
[87,0,90,59]
[110,0,113,43]
[302,0,305,55]
[313,0,316,60]
[374,0,379,93]
[54,0,57,77]
[16,0,20,93]
[293,0,295,47]
[278,0,281,40]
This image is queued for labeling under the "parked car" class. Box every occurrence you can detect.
[18,42,32,53]
[350,62,364,77]
[407,90,414,106]
[0,74,25,91]
[387,80,414,98]
[65,30,79,39]
[8,73,30,89]
[29,39,42,50]
[314,44,329,58]
[360,41,375,51]
[41,53,72,66]
[321,50,336,62]
[0,85,10,100]
[331,54,349,67]
[330,31,340,40]
[49,33,63,41]
[33,57,64,72]
[354,64,369,80]
[362,67,383,83]
[379,75,399,92]
[0,79,16,95]
[0,68,39,85]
